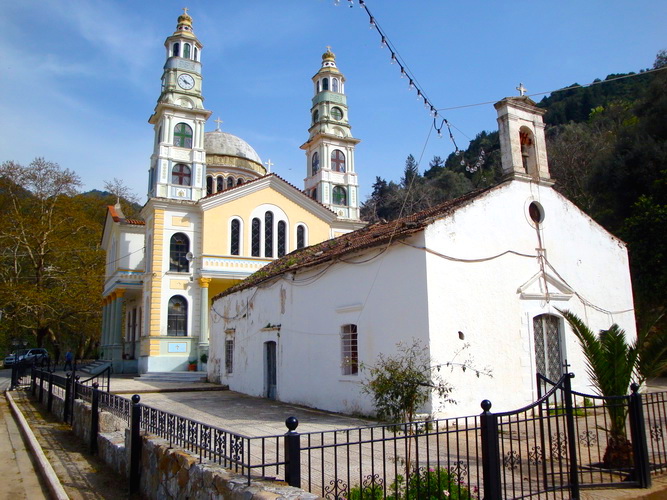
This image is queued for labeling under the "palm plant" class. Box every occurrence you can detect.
[559,310,638,467]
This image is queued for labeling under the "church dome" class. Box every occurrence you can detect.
[204,130,266,176]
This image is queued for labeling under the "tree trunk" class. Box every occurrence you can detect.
[603,433,634,469]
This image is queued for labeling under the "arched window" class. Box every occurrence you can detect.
[264,211,274,258]
[311,187,317,200]
[322,78,329,91]
[227,177,235,189]
[173,43,180,57]
[312,110,319,123]
[332,78,339,92]
[174,123,193,148]
[230,219,241,256]
[169,233,190,272]
[206,176,213,195]
[171,164,191,186]
[277,221,286,257]
[333,186,347,206]
[237,178,244,186]
[296,225,306,249]
[216,176,224,192]
[183,43,191,59]
[341,324,358,375]
[167,296,188,336]
[312,152,320,175]
[520,127,537,175]
[331,149,346,172]
[193,47,198,61]
[533,314,563,381]
[251,218,261,257]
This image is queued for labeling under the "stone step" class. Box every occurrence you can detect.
[135,371,207,383]
[78,361,112,376]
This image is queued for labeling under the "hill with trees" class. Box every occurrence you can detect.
[361,50,667,334]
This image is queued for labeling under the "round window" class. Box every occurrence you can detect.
[529,201,544,224]
[331,107,343,120]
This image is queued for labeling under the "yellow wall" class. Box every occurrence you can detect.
[202,186,332,256]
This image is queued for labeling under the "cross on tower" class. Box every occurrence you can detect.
[264,159,274,173]
[183,7,189,15]
[214,117,223,131]
[516,83,527,97]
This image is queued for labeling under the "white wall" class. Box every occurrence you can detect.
[423,181,636,416]
[210,234,431,416]
[210,180,637,420]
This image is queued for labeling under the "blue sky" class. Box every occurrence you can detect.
[1,1,664,203]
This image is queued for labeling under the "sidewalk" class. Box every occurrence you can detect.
[11,390,139,500]
[0,395,50,499]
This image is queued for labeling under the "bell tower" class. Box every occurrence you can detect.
[147,9,212,201]
[494,93,552,184]
[301,48,361,220]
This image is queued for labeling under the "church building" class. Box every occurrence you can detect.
[208,95,637,417]
[101,11,364,373]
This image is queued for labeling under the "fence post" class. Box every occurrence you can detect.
[480,400,502,500]
[90,382,100,455]
[47,370,54,412]
[129,394,142,495]
[284,416,301,488]
[64,373,71,423]
[10,363,18,390]
[629,383,652,488]
[563,373,581,499]
[31,365,37,395]
[71,375,80,425]
[39,368,45,402]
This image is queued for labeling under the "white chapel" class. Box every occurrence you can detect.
[208,95,637,417]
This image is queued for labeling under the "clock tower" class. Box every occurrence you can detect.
[301,48,361,220]
[147,9,211,201]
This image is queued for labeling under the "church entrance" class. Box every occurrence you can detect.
[533,314,564,381]
[264,341,277,400]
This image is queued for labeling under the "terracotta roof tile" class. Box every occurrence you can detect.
[214,182,505,301]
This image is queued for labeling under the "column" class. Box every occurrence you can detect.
[113,289,126,346]
[103,297,111,351]
[111,289,126,366]
[198,278,211,345]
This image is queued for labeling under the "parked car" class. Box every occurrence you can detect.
[3,350,27,368]
[21,348,50,365]
[4,348,50,368]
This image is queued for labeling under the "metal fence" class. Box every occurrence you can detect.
[22,367,667,499]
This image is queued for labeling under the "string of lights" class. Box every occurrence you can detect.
[335,0,460,151]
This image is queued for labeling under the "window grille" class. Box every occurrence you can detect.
[341,324,358,375]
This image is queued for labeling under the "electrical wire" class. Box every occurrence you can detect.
[436,66,667,112]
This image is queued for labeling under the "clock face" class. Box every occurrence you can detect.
[178,74,195,90]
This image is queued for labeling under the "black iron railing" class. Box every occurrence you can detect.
[20,367,667,498]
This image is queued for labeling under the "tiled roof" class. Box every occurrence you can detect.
[107,205,145,226]
[214,181,506,300]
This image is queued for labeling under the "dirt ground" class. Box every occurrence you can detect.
[12,392,142,500]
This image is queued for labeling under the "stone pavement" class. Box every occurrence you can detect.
[11,392,141,500]
[0,395,50,499]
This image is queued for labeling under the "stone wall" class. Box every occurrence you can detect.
[37,393,319,499]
